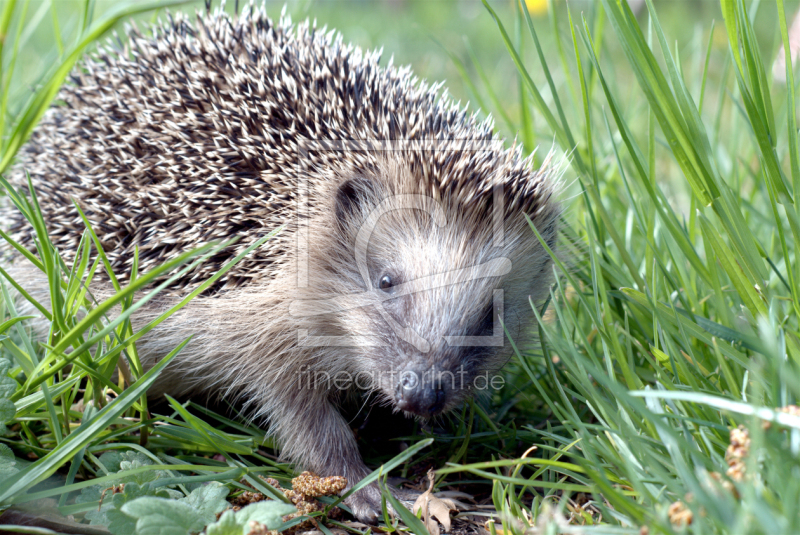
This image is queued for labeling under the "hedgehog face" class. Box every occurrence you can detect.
[315,166,556,419]
[363,216,515,418]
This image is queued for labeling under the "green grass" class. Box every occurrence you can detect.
[1,0,800,534]
[460,0,800,533]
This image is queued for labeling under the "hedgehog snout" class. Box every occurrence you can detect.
[395,367,447,418]
[391,356,471,418]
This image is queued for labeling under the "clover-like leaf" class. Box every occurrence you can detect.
[79,451,175,510]
[102,508,137,535]
[0,443,18,479]
[235,501,296,528]
[0,398,15,436]
[84,482,175,535]
[0,356,17,399]
[204,510,240,535]
[97,451,126,474]
[120,497,207,535]
[116,453,171,486]
[179,482,230,523]
[205,501,297,535]
[109,483,230,535]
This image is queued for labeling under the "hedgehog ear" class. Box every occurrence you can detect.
[334,177,373,223]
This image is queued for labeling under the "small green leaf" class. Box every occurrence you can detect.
[117,458,170,487]
[84,482,175,535]
[120,497,206,535]
[203,510,240,535]
[205,502,297,535]
[96,451,126,475]
[234,501,296,530]
[0,374,16,399]
[78,452,185,534]
[78,451,171,507]
[97,483,230,535]
[0,399,15,435]
[0,356,17,399]
[0,356,12,375]
[0,444,18,479]
[179,483,229,523]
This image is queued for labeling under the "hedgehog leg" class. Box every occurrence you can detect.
[339,472,419,524]
[272,394,409,523]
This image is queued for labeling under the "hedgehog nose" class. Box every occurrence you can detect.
[395,369,445,417]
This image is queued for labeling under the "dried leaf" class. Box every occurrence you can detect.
[427,496,454,533]
[411,471,463,534]
[428,490,473,501]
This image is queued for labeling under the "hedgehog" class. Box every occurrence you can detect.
[4,2,560,523]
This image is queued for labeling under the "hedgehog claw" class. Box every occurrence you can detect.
[345,484,420,524]
[345,485,383,524]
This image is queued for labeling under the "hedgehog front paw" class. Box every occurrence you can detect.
[392,486,422,507]
[345,484,384,524]
[345,484,420,524]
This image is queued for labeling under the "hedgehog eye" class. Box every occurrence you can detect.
[378,274,394,292]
